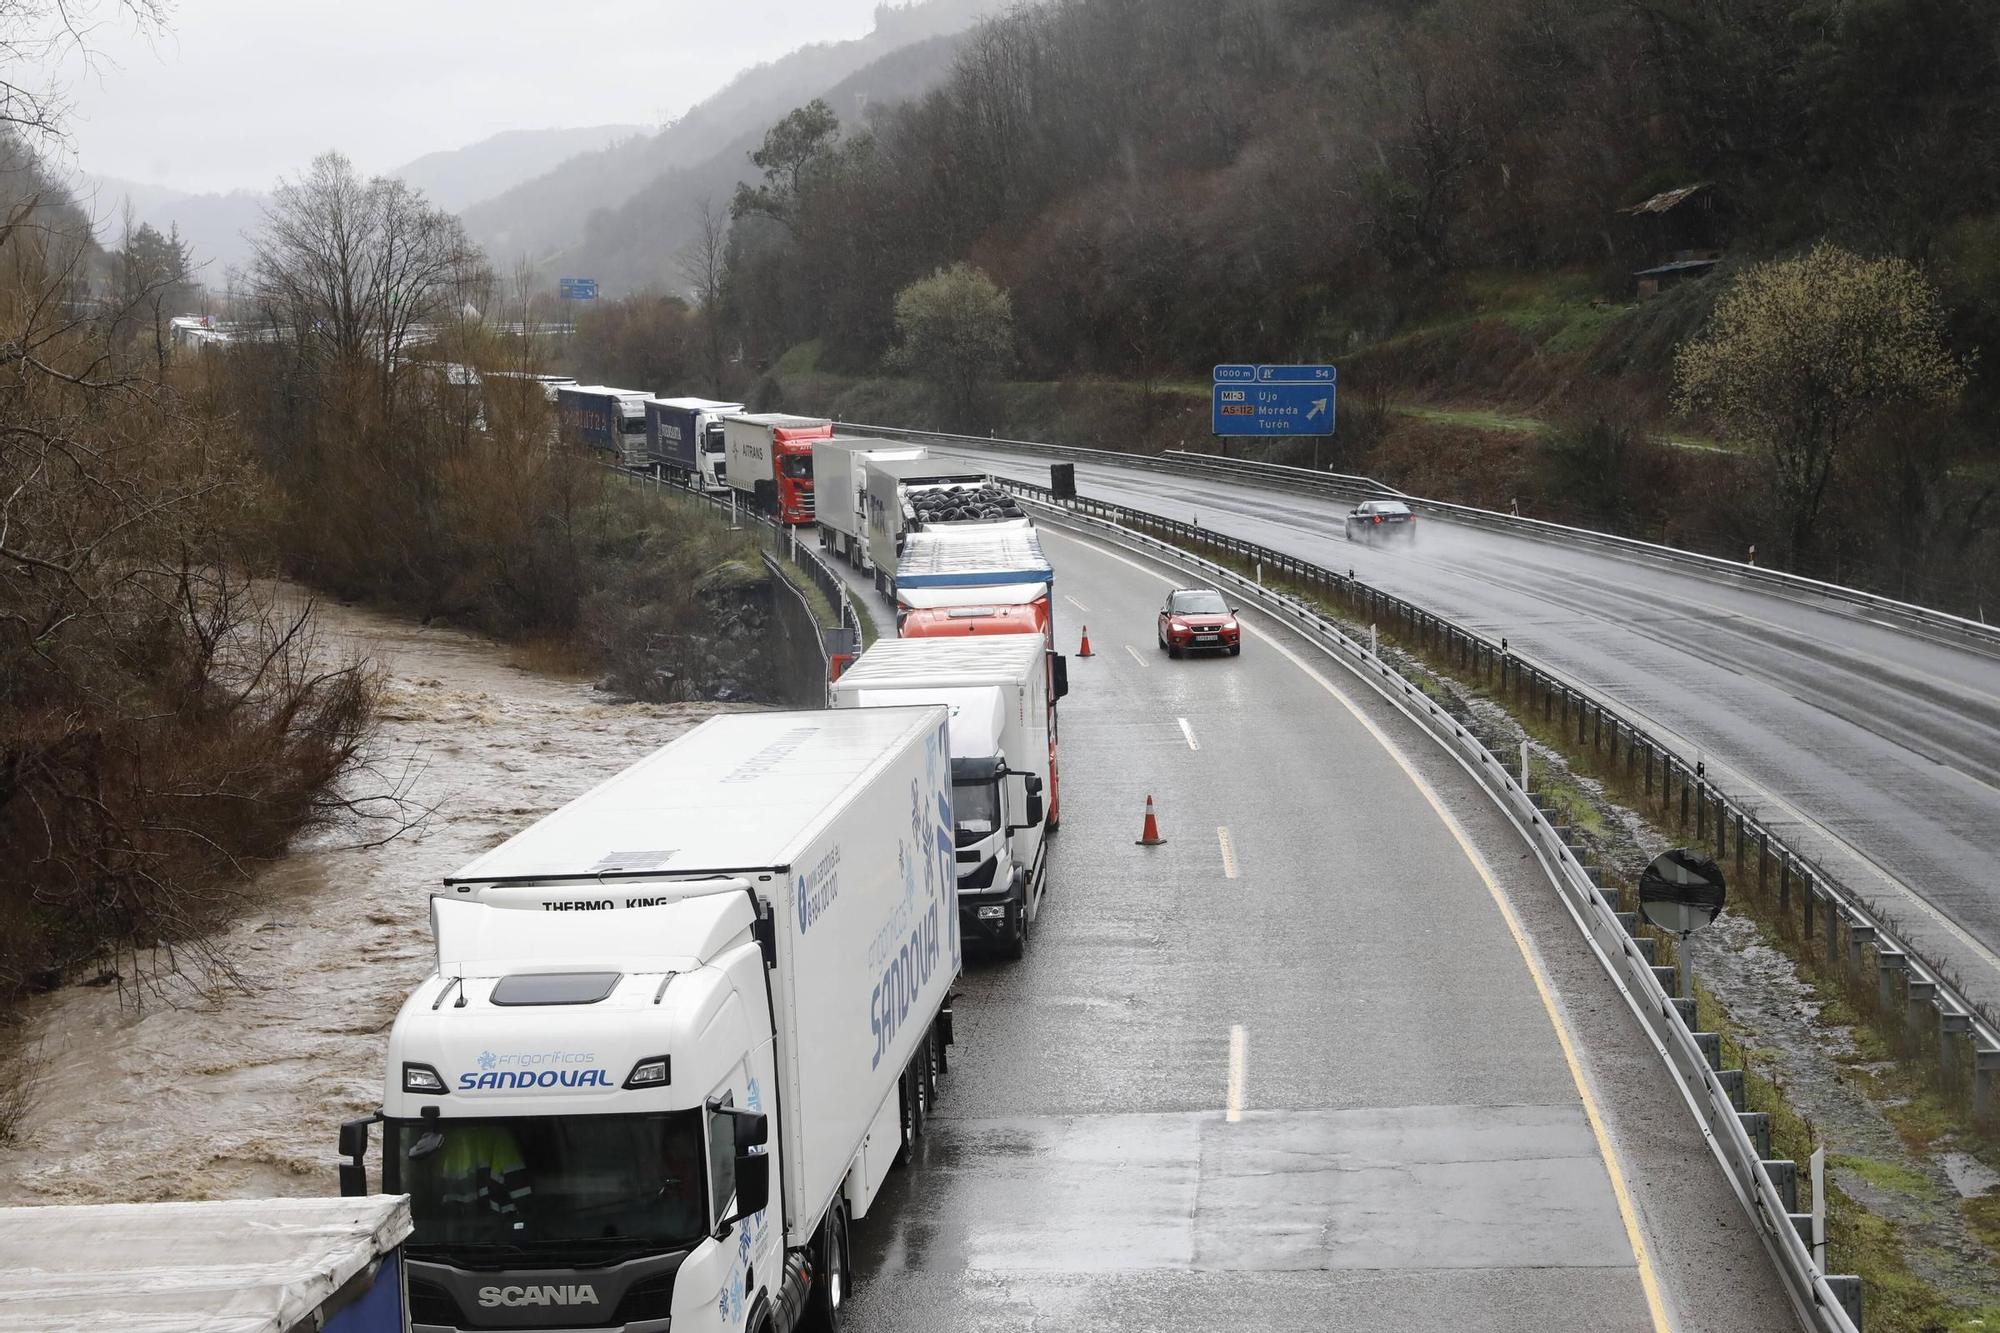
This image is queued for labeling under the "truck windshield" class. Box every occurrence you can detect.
[779,454,812,480]
[385,1111,707,1259]
[953,780,1000,841]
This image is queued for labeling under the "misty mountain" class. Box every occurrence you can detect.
[463,0,1007,270]
[559,30,978,297]
[387,124,646,214]
[74,175,269,279]
[77,123,643,280]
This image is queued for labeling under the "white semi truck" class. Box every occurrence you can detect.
[338,709,961,1333]
[833,635,1051,959]
[860,457,996,591]
[813,436,925,570]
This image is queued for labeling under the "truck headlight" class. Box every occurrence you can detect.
[623,1056,672,1089]
[976,906,1007,921]
[402,1062,448,1095]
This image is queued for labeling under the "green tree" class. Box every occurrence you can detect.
[1674,244,1971,565]
[730,100,840,231]
[888,263,1015,424]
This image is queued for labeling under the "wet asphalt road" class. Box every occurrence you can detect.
[830,525,1797,1333]
[928,446,2000,1018]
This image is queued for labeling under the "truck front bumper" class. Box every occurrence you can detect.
[955,884,1018,943]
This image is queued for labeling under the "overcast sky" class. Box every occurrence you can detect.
[51,0,888,193]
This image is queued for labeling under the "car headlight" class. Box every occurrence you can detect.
[1170,620,1188,631]
[1223,620,1238,631]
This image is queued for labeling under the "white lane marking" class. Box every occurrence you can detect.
[1226,1024,1247,1122]
[1064,594,1090,613]
[1177,716,1200,750]
[1125,644,1148,668]
[1217,826,1239,879]
[1042,527,1676,1333]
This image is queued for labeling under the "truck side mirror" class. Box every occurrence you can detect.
[731,1108,769,1149]
[1011,773,1045,832]
[731,1151,771,1220]
[337,1112,378,1197]
[1051,654,1069,701]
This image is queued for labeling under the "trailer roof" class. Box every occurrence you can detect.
[897,528,1052,587]
[447,708,946,883]
[869,456,989,483]
[820,434,922,453]
[649,397,743,411]
[725,412,829,430]
[839,634,1044,686]
[0,1196,410,1333]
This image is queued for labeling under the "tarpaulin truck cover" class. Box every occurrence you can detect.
[0,1195,412,1333]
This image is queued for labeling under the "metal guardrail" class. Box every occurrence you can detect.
[1015,487,1865,1333]
[833,420,1999,653]
[1013,476,2000,1077]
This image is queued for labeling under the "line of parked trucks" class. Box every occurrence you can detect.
[7,363,1069,1333]
[309,417,1070,1331]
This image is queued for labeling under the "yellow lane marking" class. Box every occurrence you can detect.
[1226,1024,1247,1122]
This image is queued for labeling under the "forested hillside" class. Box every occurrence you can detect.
[727,0,2000,385]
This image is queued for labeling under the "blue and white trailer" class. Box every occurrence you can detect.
[556,385,650,466]
[646,396,743,491]
[0,1195,412,1332]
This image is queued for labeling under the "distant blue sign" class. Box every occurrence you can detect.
[1257,363,1335,385]
[1212,364,1258,383]
[559,278,599,301]
[1212,364,1336,436]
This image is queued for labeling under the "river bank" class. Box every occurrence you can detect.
[0,594,729,1203]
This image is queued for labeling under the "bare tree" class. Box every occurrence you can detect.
[677,196,729,396]
[250,152,487,416]
[0,0,167,142]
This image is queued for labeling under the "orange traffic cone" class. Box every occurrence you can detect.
[1078,625,1094,657]
[1135,794,1166,846]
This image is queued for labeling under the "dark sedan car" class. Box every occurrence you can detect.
[1157,589,1241,657]
[1345,499,1417,543]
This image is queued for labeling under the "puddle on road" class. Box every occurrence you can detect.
[0,595,730,1204]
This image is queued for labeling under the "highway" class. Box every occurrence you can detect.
[831,524,1798,1333]
[928,445,2000,1018]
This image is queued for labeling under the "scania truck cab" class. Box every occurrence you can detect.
[339,709,961,1333]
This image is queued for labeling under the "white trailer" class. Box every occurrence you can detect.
[833,635,1051,959]
[339,709,960,1333]
[861,457,995,591]
[814,436,926,569]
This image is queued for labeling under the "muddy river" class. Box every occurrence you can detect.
[0,596,726,1203]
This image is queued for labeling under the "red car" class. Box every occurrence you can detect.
[1157,589,1242,657]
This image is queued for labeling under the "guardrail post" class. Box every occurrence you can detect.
[1877,950,1907,1016]
[1941,1011,1973,1096]
[1696,781,1707,841]
[1976,1047,2000,1125]
[1778,857,1791,916]
[1825,897,1842,974]
[1758,833,1769,897]
[1801,875,1818,946]
[1644,743,1654,795]
[1907,977,1940,1057]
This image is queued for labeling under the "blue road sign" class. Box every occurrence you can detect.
[1257,363,1335,384]
[559,278,599,300]
[1212,364,1257,383]
[1212,365,1336,436]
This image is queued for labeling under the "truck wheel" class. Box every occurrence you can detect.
[807,1199,850,1333]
